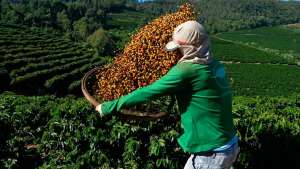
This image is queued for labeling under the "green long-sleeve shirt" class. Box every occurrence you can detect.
[100,59,236,153]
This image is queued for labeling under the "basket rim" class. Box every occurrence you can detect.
[81,66,169,120]
[81,67,101,107]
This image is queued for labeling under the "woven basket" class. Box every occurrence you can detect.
[81,67,169,120]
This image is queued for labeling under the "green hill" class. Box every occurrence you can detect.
[0,1,300,169]
[1,23,300,97]
[216,25,300,64]
[211,37,289,64]
[213,25,300,96]
[0,23,107,95]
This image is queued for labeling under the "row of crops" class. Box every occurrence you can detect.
[211,37,291,64]
[225,63,300,96]
[0,12,299,169]
[105,10,150,30]
[1,22,300,97]
[215,26,300,64]
[216,26,300,54]
[212,25,300,96]
[0,93,299,169]
[0,23,107,95]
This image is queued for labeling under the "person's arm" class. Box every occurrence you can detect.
[96,64,189,116]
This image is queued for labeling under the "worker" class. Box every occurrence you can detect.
[96,20,239,169]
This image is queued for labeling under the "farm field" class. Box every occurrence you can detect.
[211,37,290,64]
[0,93,299,169]
[0,9,299,169]
[225,63,300,96]
[1,23,299,169]
[1,23,300,97]
[212,25,300,96]
[0,23,107,95]
[216,26,300,64]
[105,9,150,30]
[0,1,300,169]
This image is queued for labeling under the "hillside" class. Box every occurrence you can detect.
[216,25,300,64]
[0,23,107,95]
[213,25,300,96]
[1,22,300,97]
[0,2,300,169]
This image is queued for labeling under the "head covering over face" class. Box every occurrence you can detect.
[165,20,212,64]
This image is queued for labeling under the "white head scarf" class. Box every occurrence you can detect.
[165,21,213,64]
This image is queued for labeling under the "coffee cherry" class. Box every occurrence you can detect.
[96,4,195,101]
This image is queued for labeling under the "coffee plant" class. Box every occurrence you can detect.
[0,93,299,169]
[0,23,107,95]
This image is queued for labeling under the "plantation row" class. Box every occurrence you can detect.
[211,37,291,64]
[0,93,299,169]
[1,49,86,71]
[211,25,300,97]
[105,10,150,30]
[217,26,300,54]
[44,59,106,94]
[9,55,90,78]
[0,43,74,55]
[0,47,84,62]
[2,58,106,95]
[0,23,60,38]
[225,63,300,96]
[0,24,105,95]
[0,45,71,56]
[1,23,299,97]
[216,26,300,64]
[0,41,76,55]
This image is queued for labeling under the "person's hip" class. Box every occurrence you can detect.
[184,143,240,169]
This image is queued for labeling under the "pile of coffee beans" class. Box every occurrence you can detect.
[96,4,195,101]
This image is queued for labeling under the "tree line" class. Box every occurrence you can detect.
[137,0,300,32]
[1,0,300,55]
[195,0,300,32]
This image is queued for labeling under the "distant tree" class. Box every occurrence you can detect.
[0,0,2,20]
[67,2,85,22]
[87,28,114,56]
[100,0,127,10]
[1,0,299,45]
[193,0,300,32]
[85,7,105,26]
[73,17,89,41]
[0,0,16,22]
[50,0,67,26]
[57,10,71,31]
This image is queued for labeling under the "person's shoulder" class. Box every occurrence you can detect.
[176,62,209,71]
[173,62,203,77]
[175,62,194,71]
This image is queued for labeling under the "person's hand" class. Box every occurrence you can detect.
[95,104,104,117]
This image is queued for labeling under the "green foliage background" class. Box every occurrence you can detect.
[1,0,300,54]
[0,93,299,169]
[0,0,300,169]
